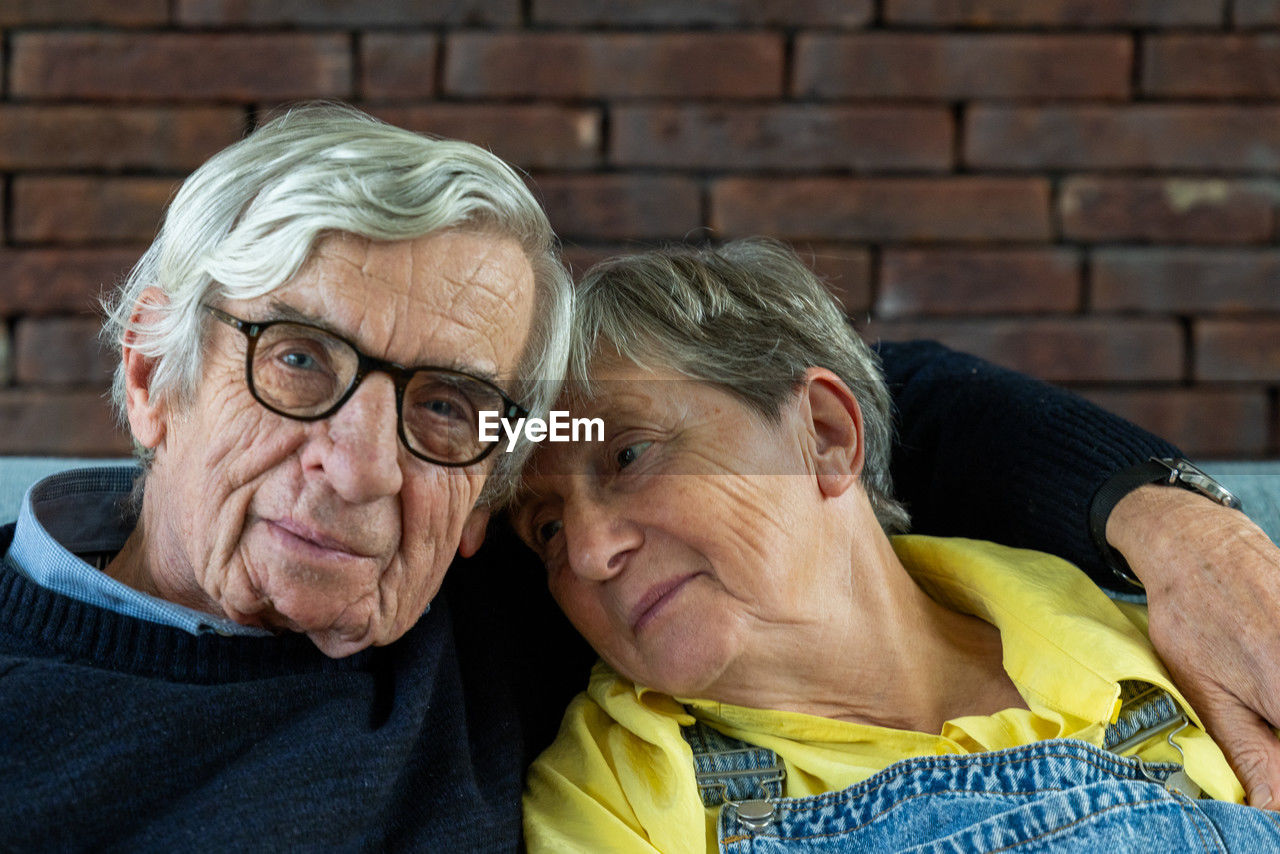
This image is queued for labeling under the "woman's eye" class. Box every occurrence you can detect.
[536,519,562,546]
[615,442,652,470]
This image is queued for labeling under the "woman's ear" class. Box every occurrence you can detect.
[798,367,865,499]
[122,287,170,451]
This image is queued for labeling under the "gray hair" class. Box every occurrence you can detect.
[569,238,909,533]
[102,103,571,505]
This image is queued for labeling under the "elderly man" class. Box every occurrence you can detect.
[1,104,1278,849]
[2,105,571,849]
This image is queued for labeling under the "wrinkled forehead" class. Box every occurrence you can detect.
[271,230,537,378]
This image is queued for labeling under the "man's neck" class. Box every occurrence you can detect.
[104,517,223,617]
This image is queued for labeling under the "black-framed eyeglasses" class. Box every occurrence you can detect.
[204,304,527,468]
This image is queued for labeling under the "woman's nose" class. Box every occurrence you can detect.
[563,497,641,583]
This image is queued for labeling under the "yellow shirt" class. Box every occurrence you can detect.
[524,537,1246,853]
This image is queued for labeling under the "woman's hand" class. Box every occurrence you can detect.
[1109,485,1280,810]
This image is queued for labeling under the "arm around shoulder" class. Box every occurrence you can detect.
[875,339,1179,588]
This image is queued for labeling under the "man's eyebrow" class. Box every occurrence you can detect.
[263,298,502,381]
[265,300,343,335]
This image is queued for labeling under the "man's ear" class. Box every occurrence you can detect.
[459,506,490,557]
[799,367,865,499]
[122,287,170,450]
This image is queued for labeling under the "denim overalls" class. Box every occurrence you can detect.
[683,682,1280,852]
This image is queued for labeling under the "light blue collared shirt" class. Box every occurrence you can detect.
[3,465,270,637]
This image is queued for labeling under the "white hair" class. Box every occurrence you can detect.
[103,103,571,504]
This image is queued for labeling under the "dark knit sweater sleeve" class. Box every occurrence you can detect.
[875,339,1181,589]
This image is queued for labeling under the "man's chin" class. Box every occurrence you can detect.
[307,628,378,658]
[219,596,384,658]
[299,603,434,657]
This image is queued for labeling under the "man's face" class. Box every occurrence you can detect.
[136,230,536,657]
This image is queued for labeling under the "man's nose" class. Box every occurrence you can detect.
[563,495,641,582]
[311,373,404,503]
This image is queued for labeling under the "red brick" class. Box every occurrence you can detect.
[370,105,602,170]
[0,249,139,316]
[560,246,634,281]
[11,33,351,102]
[14,317,114,385]
[531,0,871,26]
[0,0,165,26]
[878,248,1080,317]
[560,243,871,311]
[0,390,130,455]
[712,178,1051,242]
[1196,320,1280,381]
[1060,178,1274,244]
[360,34,437,100]
[1076,388,1270,458]
[13,178,177,244]
[1143,36,1280,98]
[178,0,518,25]
[611,106,952,172]
[1093,249,1280,313]
[804,245,873,313]
[1237,0,1280,26]
[794,34,1131,100]
[967,106,1280,173]
[0,106,244,172]
[531,175,702,241]
[886,0,1221,27]
[857,318,1182,382]
[444,33,783,99]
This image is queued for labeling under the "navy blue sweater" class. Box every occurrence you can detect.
[0,341,1178,851]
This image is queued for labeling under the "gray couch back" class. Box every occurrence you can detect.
[1,457,1277,545]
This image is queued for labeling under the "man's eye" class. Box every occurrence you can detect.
[281,351,319,370]
[410,383,477,424]
[423,398,458,418]
[616,442,652,470]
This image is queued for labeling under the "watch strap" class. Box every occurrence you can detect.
[1089,459,1172,592]
[1089,457,1244,593]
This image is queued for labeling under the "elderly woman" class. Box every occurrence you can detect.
[514,240,1280,852]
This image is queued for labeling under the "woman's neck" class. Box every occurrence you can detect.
[702,514,1027,733]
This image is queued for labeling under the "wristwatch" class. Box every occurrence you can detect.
[1089,457,1244,592]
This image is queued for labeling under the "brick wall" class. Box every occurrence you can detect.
[0,1,1277,458]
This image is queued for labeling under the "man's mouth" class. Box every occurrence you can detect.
[266,518,375,560]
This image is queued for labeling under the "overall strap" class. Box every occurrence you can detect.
[681,719,786,808]
[683,681,1189,812]
[1104,680,1188,754]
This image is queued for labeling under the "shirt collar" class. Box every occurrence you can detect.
[6,465,270,637]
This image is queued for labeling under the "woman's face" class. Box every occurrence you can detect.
[512,359,839,697]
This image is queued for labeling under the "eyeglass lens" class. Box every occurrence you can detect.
[249,321,506,465]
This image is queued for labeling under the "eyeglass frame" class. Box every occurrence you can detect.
[203,303,528,468]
